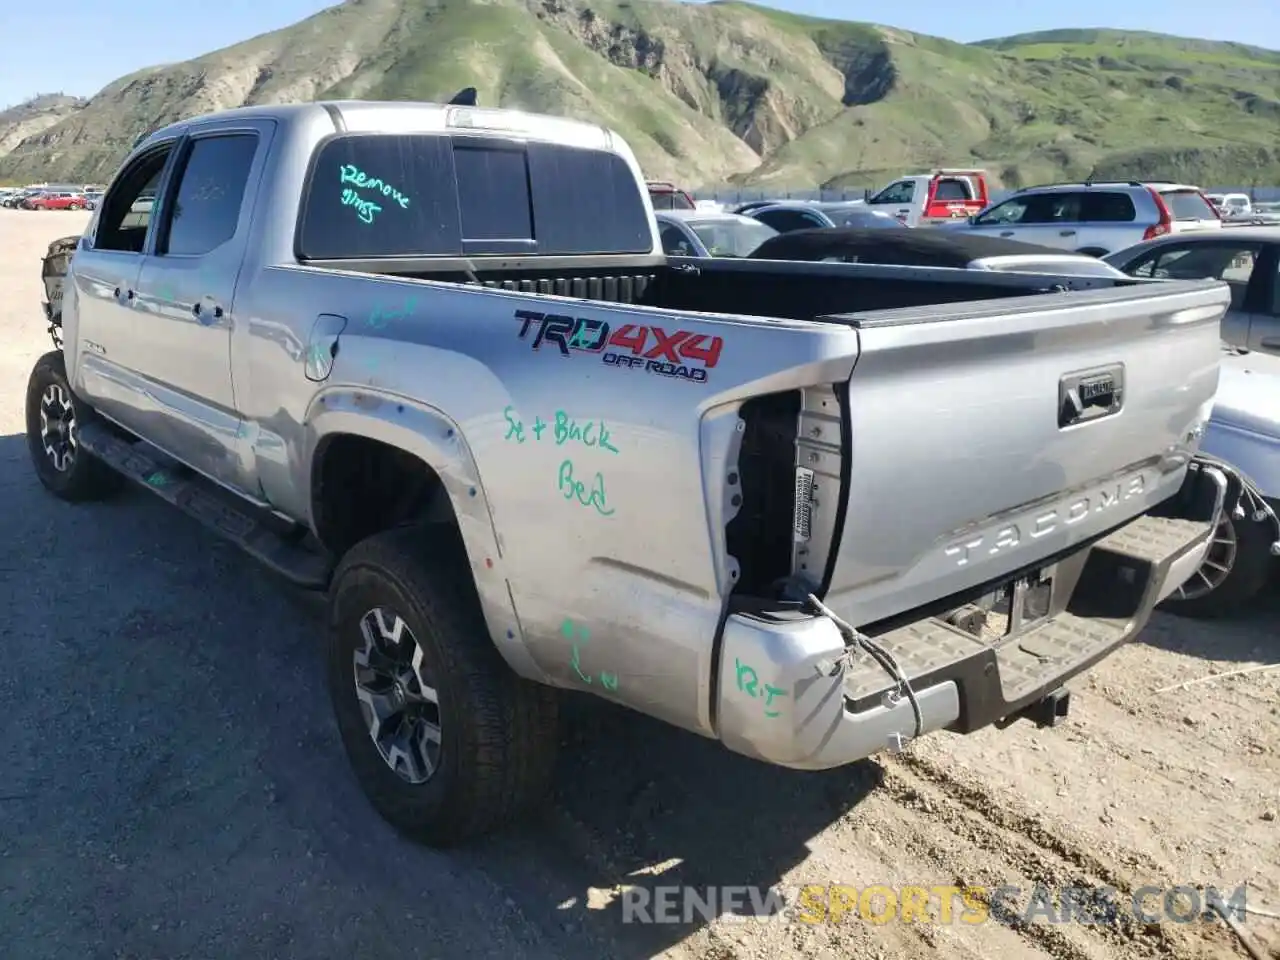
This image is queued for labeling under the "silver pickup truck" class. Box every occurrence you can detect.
[29,100,1234,847]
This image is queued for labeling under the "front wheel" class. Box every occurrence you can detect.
[68,203,82,211]
[25,351,124,502]
[327,527,559,846]
[1159,509,1276,618]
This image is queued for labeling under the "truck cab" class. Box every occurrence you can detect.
[855,169,989,226]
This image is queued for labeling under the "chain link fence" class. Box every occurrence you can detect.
[692,185,1280,206]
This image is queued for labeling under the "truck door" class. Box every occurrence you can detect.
[865,180,917,224]
[66,140,180,427]
[131,118,275,487]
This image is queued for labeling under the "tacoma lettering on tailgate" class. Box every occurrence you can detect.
[942,474,1147,568]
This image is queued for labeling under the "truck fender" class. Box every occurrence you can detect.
[304,392,550,684]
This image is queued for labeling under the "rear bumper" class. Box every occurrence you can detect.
[715,460,1228,770]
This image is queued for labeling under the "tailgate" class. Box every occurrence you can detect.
[819,280,1229,625]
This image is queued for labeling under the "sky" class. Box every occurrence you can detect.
[2,0,1278,109]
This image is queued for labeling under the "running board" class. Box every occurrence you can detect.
[77,421,333,590]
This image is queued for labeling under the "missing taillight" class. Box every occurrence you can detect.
[725,391,802,599]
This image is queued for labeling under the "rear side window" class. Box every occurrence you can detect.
[1161,190,1218,222]
[1080,192,1136,222]
[162,134,259,256]
[297,134,652,259]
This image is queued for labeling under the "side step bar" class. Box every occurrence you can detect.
[77,421,333,590]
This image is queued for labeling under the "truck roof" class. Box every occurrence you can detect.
[138,100,615,153]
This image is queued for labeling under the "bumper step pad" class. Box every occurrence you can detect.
[841,513,1213,732]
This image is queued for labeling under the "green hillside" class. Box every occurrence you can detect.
[1,0,1277,189]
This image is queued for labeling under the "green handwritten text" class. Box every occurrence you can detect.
[558,459,615,517]
[339,164,411,210]
[562,618,619,690]
[735,658,787,718]
[553,410,619,453]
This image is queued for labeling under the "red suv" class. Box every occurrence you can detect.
[24,192,88,211]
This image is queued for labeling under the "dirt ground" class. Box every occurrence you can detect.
[0,209,1276,960]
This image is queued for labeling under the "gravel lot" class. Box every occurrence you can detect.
[1,209,1277,960]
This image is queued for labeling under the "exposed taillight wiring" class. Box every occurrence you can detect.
[806,592,925,745]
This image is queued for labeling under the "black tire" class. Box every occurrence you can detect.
[327,527,559,846]
[1159,509,1276,619]
[25,350,124,502]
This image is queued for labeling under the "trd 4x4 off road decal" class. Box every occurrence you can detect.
[513,310,722,383]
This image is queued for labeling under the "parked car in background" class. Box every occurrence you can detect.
[3,189,42,208]
[952,181,1223,256]
[1104,229,1279,350]
[746,201,905,235]
[646,180,695,210]
[84,190,104,210]
[750,228,1130,278]
[25,191,89,211]
[842,169,990,226]
[655,209,778,258]
[1105,229,1280,615]
[1252,202,1280,225]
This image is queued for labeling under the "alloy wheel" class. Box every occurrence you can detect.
[38,383,77,472]
[353,607,442,784]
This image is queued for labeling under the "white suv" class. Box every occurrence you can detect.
[954,181,1222,256]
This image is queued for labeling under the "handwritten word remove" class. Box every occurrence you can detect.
[563,618,618,690]
[735,659,787,718]
[339,165,411,210]
[501,406,619,453]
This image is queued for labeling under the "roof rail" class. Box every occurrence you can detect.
[931,168,987,175]
[1018,180,1143,191]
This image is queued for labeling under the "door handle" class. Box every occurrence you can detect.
[1059,229,1077,237]
[192,302,224,322]
[999,230,1015,237]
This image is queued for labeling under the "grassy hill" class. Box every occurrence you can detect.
[1,0,1277,189]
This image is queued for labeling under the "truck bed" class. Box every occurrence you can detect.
[303,252,1136,324]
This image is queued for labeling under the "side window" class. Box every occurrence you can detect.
[974,198,1028,225]
[93,146,174,253]
[1021,193,1082,224]
[754,210,814,233]
[871,181,914,205]
[1125,250,1170,278]
[1272,257,1280,314]
[1081,192,1137,222]
[161,134,259,257]
[801,211,828,228]
[659,224,694,256]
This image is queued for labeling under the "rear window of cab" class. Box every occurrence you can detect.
[296,133,654,260]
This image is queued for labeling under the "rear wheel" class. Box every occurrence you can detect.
[25,351,124,502]
[327,527,558,846]
[1159,509,1276,618]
